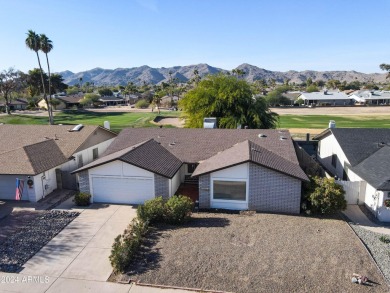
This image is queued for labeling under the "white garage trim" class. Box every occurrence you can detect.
[91,175,154,204]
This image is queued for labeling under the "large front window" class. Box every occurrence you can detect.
[213,180,246,201]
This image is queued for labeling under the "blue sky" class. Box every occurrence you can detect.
[0,0,389,73]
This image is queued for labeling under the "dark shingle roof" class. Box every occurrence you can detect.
[0,125,116,175]
[192,140,308,181]
[314,128,390,166]
[104,128,299,164]
[351,146,390,190]
[74,139,182,178]
[24,140,68,174]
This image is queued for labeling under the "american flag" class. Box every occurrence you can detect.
[15,178,24,200]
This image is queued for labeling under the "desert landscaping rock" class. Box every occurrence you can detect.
[124,213,389,293]
[350,224,390,284]
[0,210,79,273]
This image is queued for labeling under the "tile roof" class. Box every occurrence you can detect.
[314,128,390,166]
[74,139,182,178]
[192,140,308,181]
[351,146,390,190]
[0,125,114,175]
[104,128,299,164]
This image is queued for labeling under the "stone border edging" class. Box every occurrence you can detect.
[135,281,234,293]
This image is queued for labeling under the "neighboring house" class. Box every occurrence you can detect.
[349,90,390,105]
[99,96,126,106]
[73,129,308,214]
[298,91,352,106]
[160,95,179,107]
[0,125,117,202]
[0,98,28,111]
[38,95,83,110]
[314,128,390,222]
[282,92,301,105]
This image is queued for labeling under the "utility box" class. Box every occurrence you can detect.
[203,117,217,128]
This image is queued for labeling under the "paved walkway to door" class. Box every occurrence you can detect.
[342,205,390,235]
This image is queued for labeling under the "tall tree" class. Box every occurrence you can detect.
[25,30,52,124]
[380,63,390,79]
[0,68,22,114]
[40,34,54,123]
[179,74,278,129]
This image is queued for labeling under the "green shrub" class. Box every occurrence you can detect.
[302,176,347,215]
[109,218,148,273]
[74,192,91,206]
[137,196,165,224]
[164,195,194,224]
[379,235,390,244]
[135,99,150,109]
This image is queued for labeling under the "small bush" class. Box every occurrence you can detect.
[137,196,165,224]
[379,235,390,244]
[74,192,91,206]
[302,176,347,215]
[135,99,150,109]
[109,218,148,273]
[164,195,194,224]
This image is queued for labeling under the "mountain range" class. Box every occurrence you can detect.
[58,63,387,86]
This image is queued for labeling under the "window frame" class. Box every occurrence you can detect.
[92,148,99,160]
[211,178,248,203]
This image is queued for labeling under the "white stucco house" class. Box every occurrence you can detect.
[0,124,116,202]
[314,128,390,222]
[74,128,308,214]
[298,91,353,106]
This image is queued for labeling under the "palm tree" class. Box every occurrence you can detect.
[40,34,54,124]
[25,30,52,124]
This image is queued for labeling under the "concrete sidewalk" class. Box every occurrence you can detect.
[342,205,390,235]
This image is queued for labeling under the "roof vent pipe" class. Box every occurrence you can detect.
[104,121,110,130]
[329,120,336,129]
[70,124,84,132]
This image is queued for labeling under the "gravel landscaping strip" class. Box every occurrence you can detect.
[0,210,79,273]
[123,213,388,293]
[349,224,390,284]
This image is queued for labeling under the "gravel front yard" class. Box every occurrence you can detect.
[125,213,389,293]
[0,210,79,273]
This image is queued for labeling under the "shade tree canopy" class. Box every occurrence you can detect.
[179,74,278,129]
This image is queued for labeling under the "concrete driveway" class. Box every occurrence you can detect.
[0,199,197,293]
[1,199,136,292]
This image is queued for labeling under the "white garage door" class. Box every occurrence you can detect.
[92,176,154,204]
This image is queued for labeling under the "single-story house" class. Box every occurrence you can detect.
[298,91,353,106]
[0,98,28,111]
[0,124,117,202]
[160,95,179,107]
[314,128,390,222]
[99,96,126,106]
[349,90,390,105]
[38,95,83,110]
[73,129,308,214]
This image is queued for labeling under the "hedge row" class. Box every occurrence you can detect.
[110,195,193,273]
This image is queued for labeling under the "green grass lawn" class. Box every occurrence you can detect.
[2,111,390,131]
[279,115,390,128]
[0,110,181,132]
